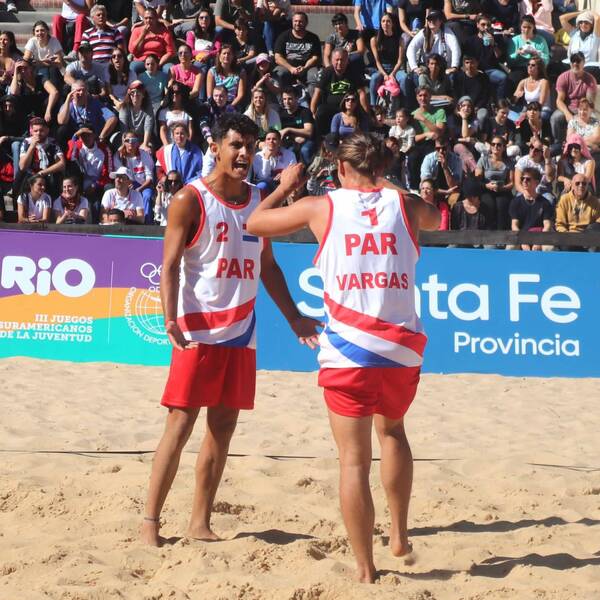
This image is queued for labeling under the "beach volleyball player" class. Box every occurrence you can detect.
[141,114,320,547]
[247,132,440,582]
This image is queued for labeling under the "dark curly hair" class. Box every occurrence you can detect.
[211,113,259,143]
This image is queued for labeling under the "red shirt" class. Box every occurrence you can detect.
[128,24,176,61]
[556,70,597,112]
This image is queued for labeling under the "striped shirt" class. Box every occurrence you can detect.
[81,26,124,62]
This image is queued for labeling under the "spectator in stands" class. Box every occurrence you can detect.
[520,0,555,49]
[513,55,551,121]
[244,88,281,140]
[118,80,155,152]
[382,136,403,186]
[158,83,194,144]
[453,55,491,122]
[206,44,246,108]
[197,85,235,147]
[256,0,292,55]
[447,96,481,173]
[556,136,595,194]
[515,137,554,200]
[64,42,108,91]
[506,15,550,95]
[371,105,390,137]
[331,91,370,138]
[100,166,145,223]
[156,122,203,184]
[169,0,206,40]
[406,10,462,82]
[106,48,135,111]
[398,0,429,47]
[464,13,508,101]
[0,31,19,96]
[232,18,257,66]
[132,0,168,27]
[139,54,168,112]
[9,58,59,124]
[113,130,155,219]
[96,0,130,30]
[171,44,203,100]
[475,135,515,229]
[421,134,463,197]
[249,54,281,104]
[17,174,51,223]
[129,8,177,74]
[516,101,552,152]
[214,0,255,43]
[23,21,64,90]
[154,169,182,226]
[509,166,554,250]
[388,108,415,157]
[353,0,389,38]
[555,173,600,234]
[420,177,450,230]
[252,129,296,192]
[552,52,598,143]
[52,0,92,57]
[104,207,126,224]
[57,79,118,148]
[368,13,405,108]
[279,86,315,166]
[80,5,125,75]
[306,133,339,195]
[185,8,220,72]
[273,12,321,93]
[443,0,481,42]
[559,11,600,80]
[66,123,112,219]
[451,177,493,232]
[0,94,24,187]
[407,86,447,190]
[566,97,600,152]
[483,99,519,155]
[417,53,454,109]
[53,175,89,224]
[324,12,364,68]
[312,48,368,138]
[482,0,520,35]
[17,117,65,197]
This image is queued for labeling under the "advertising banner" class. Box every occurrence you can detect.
[1,230,599,377]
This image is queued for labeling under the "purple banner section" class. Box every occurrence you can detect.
[0,230,163,298]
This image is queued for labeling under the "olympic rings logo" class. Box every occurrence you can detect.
[140,262,162,286]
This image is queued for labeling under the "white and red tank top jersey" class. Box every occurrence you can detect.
[175,178,264,348]
[314,186,427,369]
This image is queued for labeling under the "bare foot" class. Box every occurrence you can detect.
[390,530,413,558]
[356,566,376,584]
[186,524,221,542]
[140,520,163,547]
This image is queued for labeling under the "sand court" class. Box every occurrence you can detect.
[1,357,599,599]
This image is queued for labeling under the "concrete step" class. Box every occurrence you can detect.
[8,10,57,21]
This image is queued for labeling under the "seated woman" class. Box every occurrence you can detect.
[447,96,482,174]
[0,30,20,96]
[118,80,155,152]
[185,8,220,76]
[560,10,600,80]
[244,87,281,141]
[520,0,555,49]
[206,44,246,109]
[417,53,454,108]
[23,21,64,90]
[516,101,552,154]
[107,48,135,111]
[481,99,520,156]
[232,18,257,67]
[566,98,600,152]
[17,173,51,223]
[475,135,515,229]
[557,135,596,195]
[251,129,296,192]
[9,58,59,124]
[512,56,551,121]
[419,177,450,230]
[170,44,203,101]
[156,122,203,185]
[138,53,169,113]
[247,54,281,106]
[506,16,550,96]
[158,83,194,145]
[331,92,370,138]
[52,175,89,224]
[450,177,493,235]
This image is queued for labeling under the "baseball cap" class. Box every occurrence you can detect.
[256,53,270,66]
[110,166,132,179]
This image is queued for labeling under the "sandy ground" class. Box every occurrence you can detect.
[0,357,599,600]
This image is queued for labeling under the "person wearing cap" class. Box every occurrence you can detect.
[450,177,494,239]
[100,166,145,223]
[64,42,107,88]
[552,51,598,144]
[248,53,281,104]
[560,10,600,77]
[256,0,292,54]
[324,13,364,68]
[119,80,155,152]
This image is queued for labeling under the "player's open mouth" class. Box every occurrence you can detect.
[233,161,249,170]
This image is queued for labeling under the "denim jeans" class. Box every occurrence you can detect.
[369,64,410,107]
[485,68,508,100]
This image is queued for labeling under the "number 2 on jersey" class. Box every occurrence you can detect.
[216,221,229,242]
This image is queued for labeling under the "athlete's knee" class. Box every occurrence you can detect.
[165,408,198,445]
[206,407,239,441]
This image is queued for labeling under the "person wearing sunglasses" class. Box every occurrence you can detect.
[555,173,600,238]
[557,136,595,195]
[509,166,554,251]
[514,138,554,200]
[420,134,463,202]
[118,80,154,153]
[154,169,182,225]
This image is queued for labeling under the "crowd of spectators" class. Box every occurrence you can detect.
[0,0,599,247]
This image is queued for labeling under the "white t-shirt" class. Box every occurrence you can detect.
[101,188,144,212]
[158,109,192,142]
[62,0,86,20]
[25,36,63,62]
[113,150,154,186]
[17,192,52,220]
[252,148,296,181]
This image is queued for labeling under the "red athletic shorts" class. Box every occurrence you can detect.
[161,344,256,410]
[318,366,421,419]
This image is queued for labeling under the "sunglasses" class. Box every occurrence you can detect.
[491,142,504,147]
[570,144,582,150]
[167,179,181,184]
[345,97,357,102]
[521,176,535,182]
[112,54,124,59]
[124,138,139,143]
[530,146,542,152]
[573,181,587,186]
[435,146,447,152]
